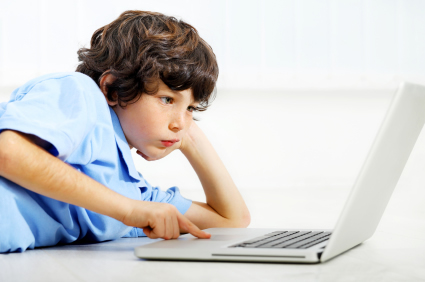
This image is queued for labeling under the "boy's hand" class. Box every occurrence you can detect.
[122,200,211,240]
[178,121,201,154]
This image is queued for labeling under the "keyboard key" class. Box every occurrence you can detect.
[269,232,321,248]
[242,232,299,248]
[229,231,332,249]
[283,232,330,248]
[257,232,311,248]
[264,231,288,237]
[299,237,330,249]
[241,231,295,245]
[241,236,272,244]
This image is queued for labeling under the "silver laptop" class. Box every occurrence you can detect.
[135,82,425,263]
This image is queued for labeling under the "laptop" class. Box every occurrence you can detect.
[135,82,425,263]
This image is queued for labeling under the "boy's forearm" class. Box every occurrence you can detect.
[0,130,132,222]
[0,130,212,240]
[180,124,250,226]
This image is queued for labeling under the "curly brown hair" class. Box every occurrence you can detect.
[76,10,218,110]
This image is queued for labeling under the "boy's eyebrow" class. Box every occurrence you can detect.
[158,88,182,96]
[170,90,183,96]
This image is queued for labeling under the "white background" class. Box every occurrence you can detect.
[1,0,425,89]
[1,0,425,200]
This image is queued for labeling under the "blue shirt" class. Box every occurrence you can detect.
[0,72,192,253]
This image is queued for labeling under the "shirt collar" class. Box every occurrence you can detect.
[109,107,147,186]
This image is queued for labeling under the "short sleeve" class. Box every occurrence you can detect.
[149,186,193,215]
[0,74,98,161]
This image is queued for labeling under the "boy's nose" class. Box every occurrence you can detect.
[169,112,185,132]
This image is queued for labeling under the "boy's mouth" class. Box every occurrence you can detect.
[161,139,179,147]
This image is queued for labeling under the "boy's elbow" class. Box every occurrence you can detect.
[230,209,251,228]
[240,209,251,228]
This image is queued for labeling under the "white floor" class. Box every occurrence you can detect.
[1,88,425,281]
[1,185,424,282]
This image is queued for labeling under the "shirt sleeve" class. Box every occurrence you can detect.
[142,178,193,215]
[0,74,97,161]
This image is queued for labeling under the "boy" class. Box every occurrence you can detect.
[0,10,250,253]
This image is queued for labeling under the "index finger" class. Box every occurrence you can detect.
[177,213,211,239]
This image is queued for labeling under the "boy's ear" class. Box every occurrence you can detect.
[99,73,118,107]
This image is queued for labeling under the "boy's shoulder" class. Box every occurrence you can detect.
[9,72,103,104]
[19,72,97,93]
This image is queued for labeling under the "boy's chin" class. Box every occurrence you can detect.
[136,149,167,161]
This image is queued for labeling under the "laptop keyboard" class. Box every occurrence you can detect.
[230,231,331,249]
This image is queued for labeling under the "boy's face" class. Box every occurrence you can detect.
[107,78,199,161]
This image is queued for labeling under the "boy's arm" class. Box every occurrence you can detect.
[0,130,209,240]
[180,123,251,229]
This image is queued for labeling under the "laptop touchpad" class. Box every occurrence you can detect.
[209,235,244,241]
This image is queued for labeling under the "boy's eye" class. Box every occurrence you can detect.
[187,106,198,113]
[160,97,173,104]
